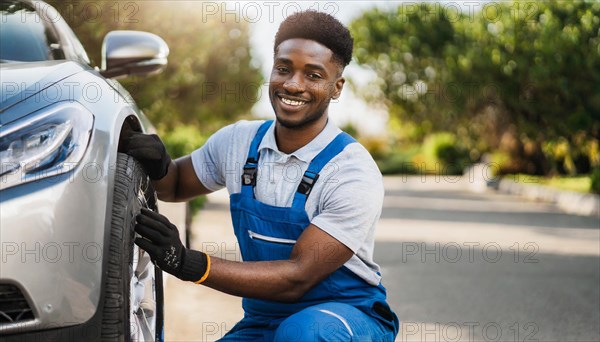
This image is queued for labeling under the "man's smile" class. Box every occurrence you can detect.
[277,93,309,108]
[281,97,306,106]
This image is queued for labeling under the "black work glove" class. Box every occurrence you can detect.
[122,132,172,180]
[134,208,208,282]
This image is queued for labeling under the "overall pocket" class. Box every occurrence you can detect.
[245,229,296,261]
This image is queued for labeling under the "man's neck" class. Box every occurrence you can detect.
[275,116,328,154]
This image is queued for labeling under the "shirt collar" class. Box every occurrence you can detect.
[258,119,341,163]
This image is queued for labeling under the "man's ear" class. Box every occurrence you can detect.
[332,77,345,100]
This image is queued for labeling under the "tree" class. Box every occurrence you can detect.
[350,0,600,174]
[46,1,263,136]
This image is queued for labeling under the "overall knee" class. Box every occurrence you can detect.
[274,307,354,341]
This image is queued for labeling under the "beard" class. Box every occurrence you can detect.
[276,107,327,129]
[271,96,331,130]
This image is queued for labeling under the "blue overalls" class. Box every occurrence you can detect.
[221,121,399,341]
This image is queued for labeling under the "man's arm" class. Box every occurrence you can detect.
[203,224,353,302]
[134,210,354,302]
[152,156,212,202]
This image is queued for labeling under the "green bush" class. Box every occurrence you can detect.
[161,126,207,159]
[360,137,390,161]
[161,126,208,215]
[422,133,471,175]
[591,168,600,194]
[488,151,512,176]
[543,137,596,176]
[375,145,420,175]
[377,154,418,175]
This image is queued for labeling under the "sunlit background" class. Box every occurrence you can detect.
[44,0,599,198]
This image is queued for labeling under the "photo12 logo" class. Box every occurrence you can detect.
[1,241,103,264]
[199,1,339,23]
[400,321,539,342]
[6,1,141,25]
[392,2,541,24]
[400,242,539,264]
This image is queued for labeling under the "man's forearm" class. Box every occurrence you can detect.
[152,156,212,202]
[151,161,179,202]
[202,256,313,302]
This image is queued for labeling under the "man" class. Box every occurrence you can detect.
[124,10,399,341]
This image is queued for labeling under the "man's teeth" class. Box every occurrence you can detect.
[281,97,306,106]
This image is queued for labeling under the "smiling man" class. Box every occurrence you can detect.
[124,10,399,341]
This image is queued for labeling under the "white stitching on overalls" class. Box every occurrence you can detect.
[319,309,354,337]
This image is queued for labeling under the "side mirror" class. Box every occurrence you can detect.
[100,30,169,79]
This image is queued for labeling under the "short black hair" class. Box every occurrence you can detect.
[274,10,354,68]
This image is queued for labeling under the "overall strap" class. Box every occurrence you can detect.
[241,120,273,198]
[291,132,356,209]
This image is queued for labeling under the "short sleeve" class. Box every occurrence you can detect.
[190,124,235,192]
[310,146,384,253]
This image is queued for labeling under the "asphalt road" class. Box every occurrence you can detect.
[164,176,600,342]
[379,176,600,342]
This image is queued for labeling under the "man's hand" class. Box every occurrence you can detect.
[122,132,172,180]
[135,208,209,282]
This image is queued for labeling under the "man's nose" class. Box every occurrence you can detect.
[283,73,305,94]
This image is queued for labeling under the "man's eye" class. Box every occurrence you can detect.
[277,67,289,73]
[308,73,322,79]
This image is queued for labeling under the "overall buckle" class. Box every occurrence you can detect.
[242,161,258,186]
[297,171,319,195]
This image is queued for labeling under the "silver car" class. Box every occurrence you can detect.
[1,0,174,340]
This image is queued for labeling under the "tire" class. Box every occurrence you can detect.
[101,153,164,341]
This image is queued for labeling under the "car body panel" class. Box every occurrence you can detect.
[0,63,154,333]
[1,162,106,332]
[0,61,87,122]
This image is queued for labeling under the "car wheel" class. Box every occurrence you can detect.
[102,152,164,341]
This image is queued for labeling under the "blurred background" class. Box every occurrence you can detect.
[46,1,599,340]
[46,0,600,209]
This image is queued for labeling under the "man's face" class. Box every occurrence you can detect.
[269,38,345,129]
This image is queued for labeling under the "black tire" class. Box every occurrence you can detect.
[101,153,163,341]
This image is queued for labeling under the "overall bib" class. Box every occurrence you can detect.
[222,121,399,341]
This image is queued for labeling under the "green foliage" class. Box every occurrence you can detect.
[422,133,471,175]
[188,196,207,218]
[161,126,207,159]
[161,125,208,215]
[46,1,262,135]
[351,4,460,132]
[350,1,600,175]
[510,174,593,194]
[359,136,389,161]
[543,138,577,175]
[489,151,513,176]
[376,145,420,175]
[591,168,600,194]
[543,134,597,175]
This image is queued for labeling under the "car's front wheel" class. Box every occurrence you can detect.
[102,152,163,341]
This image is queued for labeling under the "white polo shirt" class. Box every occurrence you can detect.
[191,119,384,285]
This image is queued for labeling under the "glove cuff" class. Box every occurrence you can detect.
[155,154,172,181]
[147,133,171,180]
[179,249,209,282]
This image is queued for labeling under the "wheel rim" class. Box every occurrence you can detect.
[130,178,157,341]
[130,244,156,341]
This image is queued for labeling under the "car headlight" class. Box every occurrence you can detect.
[0,102,94,190]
